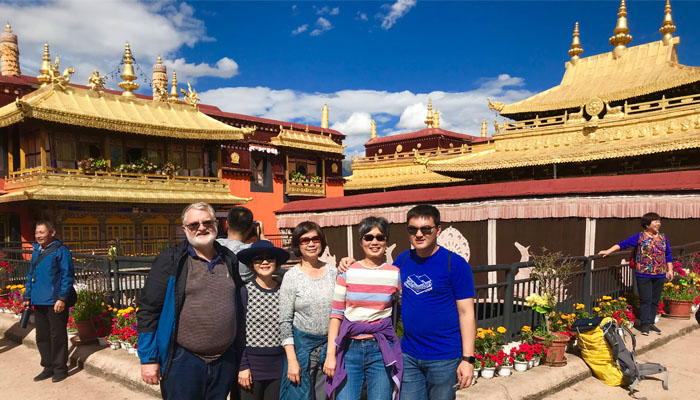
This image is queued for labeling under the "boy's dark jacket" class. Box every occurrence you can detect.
[136,240,245,379]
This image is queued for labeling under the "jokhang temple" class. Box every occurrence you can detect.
[277,0,700,278]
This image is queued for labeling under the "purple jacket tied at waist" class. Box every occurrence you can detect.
[325,317,402,399]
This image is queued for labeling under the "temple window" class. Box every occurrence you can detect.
[106,216,136,255]
[146,142,165,165]
[109,138,123,165]
[143,216,171,254]
[250,155,272,192]
[21,131,41,169]
[288,157,318,177]
[125,140,144,163]
[61,216,99,251]
[54,132,76,169]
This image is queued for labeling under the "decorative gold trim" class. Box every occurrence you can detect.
[272,126,344,154]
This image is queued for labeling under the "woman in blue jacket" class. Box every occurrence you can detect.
[22,221,75,383]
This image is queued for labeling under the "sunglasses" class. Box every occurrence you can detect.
[252,255,276,264]
[362,234,387,242]
[184,220,217,232]
[299,236,322,245]
[406,225,435,236]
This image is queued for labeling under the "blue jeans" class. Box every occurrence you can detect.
[162,345,237,400]
[336,338,393,400]
[400,353,460,400]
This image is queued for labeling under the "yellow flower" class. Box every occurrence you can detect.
[477,328,484,333]
[497,327,507,334]
[602,295,612,301]
[594,307,601,312]
[606,302,611,306]
[522,326,531,332]
[477,333,485,339]
[619,297,626,301]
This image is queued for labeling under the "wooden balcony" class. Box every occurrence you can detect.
[285,178,326,197]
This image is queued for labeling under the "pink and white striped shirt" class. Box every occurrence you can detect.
[331,261,401,324]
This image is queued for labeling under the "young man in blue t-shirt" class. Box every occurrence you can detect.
[395,204,476,400]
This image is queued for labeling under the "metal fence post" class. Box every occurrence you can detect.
[583,256,593,308]
[503,263,517,338]
[112,258,121,308]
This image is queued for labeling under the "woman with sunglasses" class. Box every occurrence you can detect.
[323,217,402,400]
[279,221,337,400]
[236,240,290,400]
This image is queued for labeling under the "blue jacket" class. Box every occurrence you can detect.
[24,241,74,305]
[136,240,246,379]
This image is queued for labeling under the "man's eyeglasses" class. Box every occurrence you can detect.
[406,225,435,236]
[184,220,217,232]
[362,234,387,242]
[299,236,322,245]
[252,255,276,264]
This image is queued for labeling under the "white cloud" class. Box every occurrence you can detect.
[0,0,229,88]
[310,17,333,36]
[199,75,533,154]
[292,24,309,35]
[381,0,417,30]
[315,6,340,16]
[292,4,297,15]
[165,57,238,79]
[330,7,340,16]
[356,12,368,21]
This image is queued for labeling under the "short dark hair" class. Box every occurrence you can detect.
[35,220,55,232]
[291,221,327,257]
[358,216,390,239]
[641,212,661,229]
[406,204,441,227]
[227,206,254,234]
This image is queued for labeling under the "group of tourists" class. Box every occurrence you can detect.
[19,203,684,400]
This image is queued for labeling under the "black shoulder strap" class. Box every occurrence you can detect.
[397,251,410,268]
[30,244,61,282]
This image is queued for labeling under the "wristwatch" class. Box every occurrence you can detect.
[462,355,476,364]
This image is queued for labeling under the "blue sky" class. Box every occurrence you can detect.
[2,0,700,154]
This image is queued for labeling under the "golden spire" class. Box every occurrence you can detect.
[118,43,139,97]
[1,23,21,77]
[371,119,377,139]
[152,56,168,101]
[568,22,584,65]
[433,109,440,128]
[168,71,179,103]
[659,0,676,45]
[424,99,434,128]
[481,119,487,138]
[609,0,632,59]
[321,103,329,129]
[37,43,52,86]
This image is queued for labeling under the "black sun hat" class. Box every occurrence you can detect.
[237,240,290,266]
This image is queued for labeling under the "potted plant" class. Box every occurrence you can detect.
[496,350,513,377]
[510,344,531,372]
[526,248,575,367]
[480,353,498,379]
[0,258,14,299]
[662,254,700,318]
[475,326,506,355]
[520,325,534,345]
[70,289,105,344]
[472,355,483,384]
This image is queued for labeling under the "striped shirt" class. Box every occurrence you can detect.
[331,261,400,324]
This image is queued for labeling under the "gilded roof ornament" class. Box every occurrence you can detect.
[321,103,329,129]
[48,55,74,90]
[487,97,505,112]
[1,23,21,77]
[659,0,676,46]
[118,43,139,97]
[568,22,584,65]
[88,69,106,91]
[168,71,179,103]
[180,81,199,108]
[433,110,440,128]
[481,120,487,138]
[424,99,434,128]
[371,119,377,139]
[152,56,168,102]
[37,43,52,86]
[609,0,632,59]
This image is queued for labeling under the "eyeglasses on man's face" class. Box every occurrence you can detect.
[299,236,321,246]
[362,234,387,242]
[406,225,435,236]
[184,220,217,232]
[252,255,276,264]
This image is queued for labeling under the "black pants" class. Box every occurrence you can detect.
[637,276,665,327]
[33,304,69,375]
[239,379,281,400]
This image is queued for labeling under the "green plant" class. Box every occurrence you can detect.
[71,290,105,321]
[77,157,108,172]
[526,248,576,338]
[289,171,322,183]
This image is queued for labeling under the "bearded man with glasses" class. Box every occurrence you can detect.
[137,202,246,400]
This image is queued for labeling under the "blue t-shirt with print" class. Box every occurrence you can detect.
[395,246,475,360]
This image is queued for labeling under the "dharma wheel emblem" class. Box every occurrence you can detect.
[230,152,240,164]
[585,97,604,117]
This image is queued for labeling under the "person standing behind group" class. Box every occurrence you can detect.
[323,217,402,400]
[217,206,266,283]
[279,221,337,400]
[236,240,290,400]
[22,221,75,383]
[599,212,674,336]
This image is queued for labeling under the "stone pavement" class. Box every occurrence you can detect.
[456,316,700,400]
[1,312,698,399]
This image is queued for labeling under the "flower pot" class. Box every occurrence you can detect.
[498,365,513,377]
[534,333,569,367]
[663,299,693,319]
[654,314,661,324]
[75,319,97,341]
[472,368,480,385]
[513,360,528,372]
[109,341,119,350]
[691,304,699,313]
[97,337,108,346]
[480,367,496,379]
[532,357,541,367]
[527,360,534,369]
[127,346,137,355]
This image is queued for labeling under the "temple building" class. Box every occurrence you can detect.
[0,26,345,252]
[276,0,700,280]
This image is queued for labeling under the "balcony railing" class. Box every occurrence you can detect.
[286,178,325,197]
[7,167,221,183]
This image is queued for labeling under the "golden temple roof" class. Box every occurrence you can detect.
[271,126,344,154]
[0,84,251,140]
[499,37,700,116]
[345,159,463,191]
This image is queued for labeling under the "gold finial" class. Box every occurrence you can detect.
[168,71,179,103]
[1,23,21,77]
[659,0,676,45]
[424,99,434,128]
[119,43,139,97]
[37,43,52,86]
[568,22,584,65]
[609,0,632,59]
[321,103,329,129]
[433,109,440,128]
[371,119,377,139]
[4,24,10,33]
[152,56,168,101]
[481,120,487,138]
